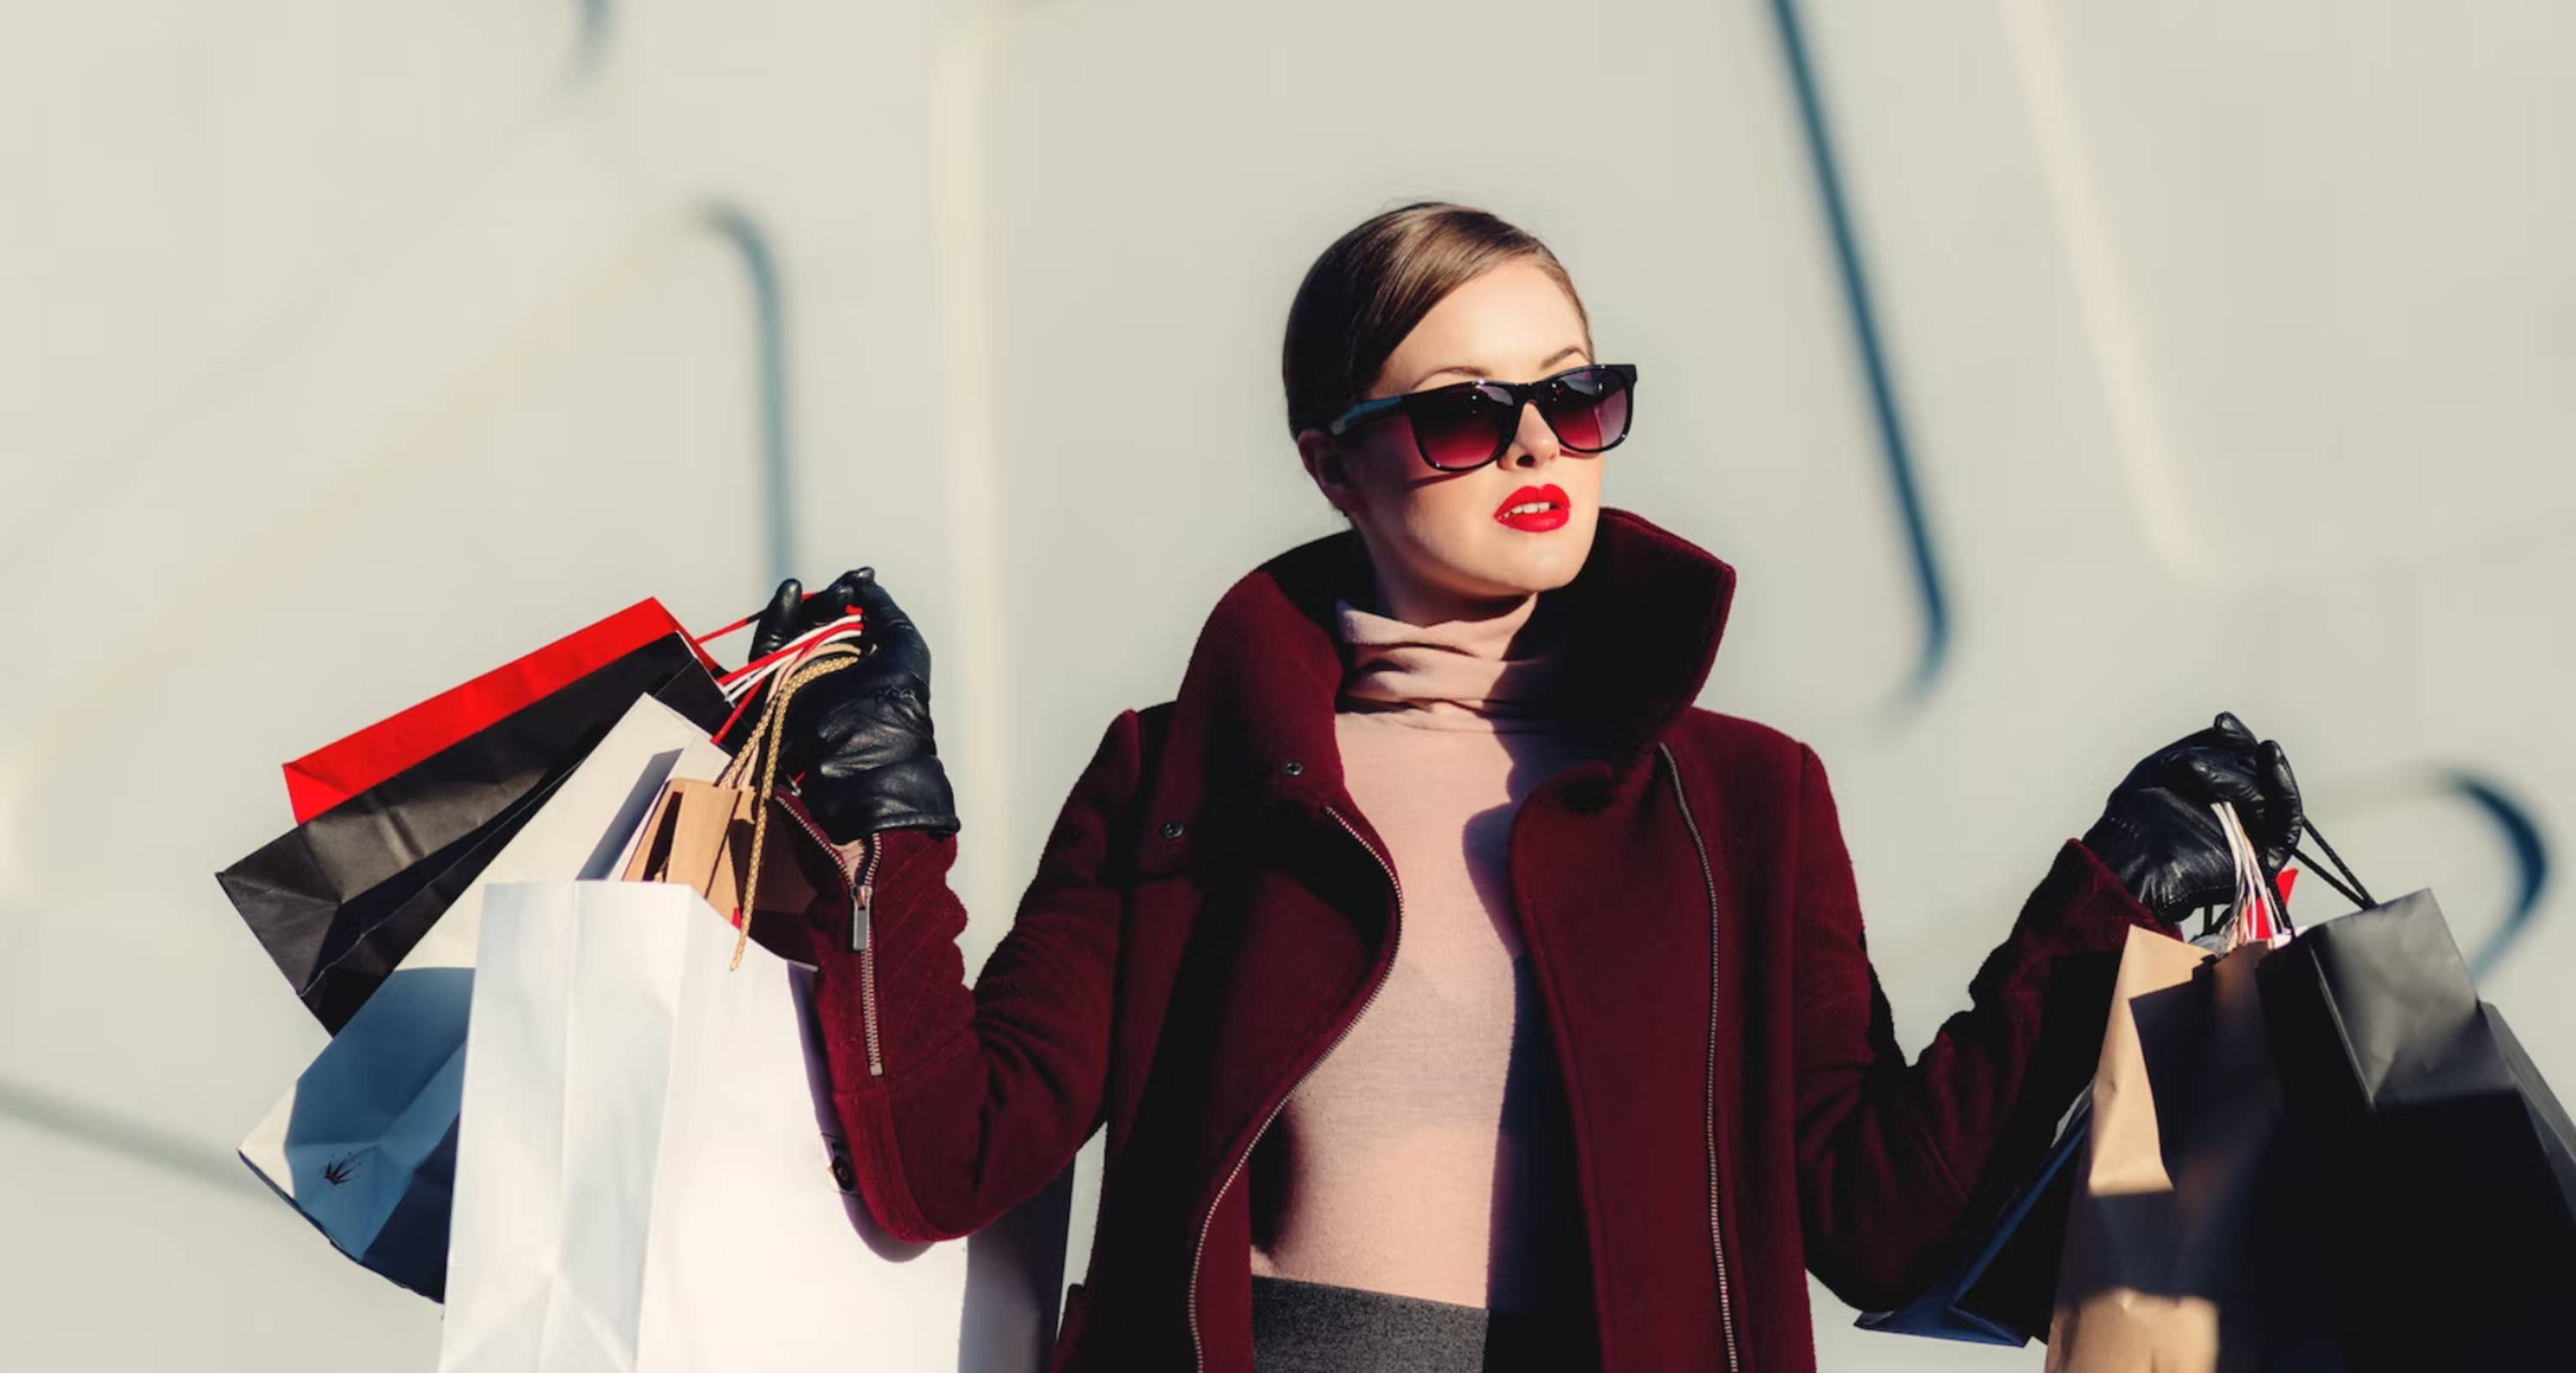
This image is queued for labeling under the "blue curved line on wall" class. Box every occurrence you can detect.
[700,204,799,586]
[571,0,616,82]
[0,1077,266,1200]
[2445,770,2551,981]
[1765,0,1951,702]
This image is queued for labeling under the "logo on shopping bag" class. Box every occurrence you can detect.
[321,1153,361,1187]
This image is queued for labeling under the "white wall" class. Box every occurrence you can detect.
[2,3,2567,1368]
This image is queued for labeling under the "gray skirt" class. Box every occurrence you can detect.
[1248,1275,1596,1373]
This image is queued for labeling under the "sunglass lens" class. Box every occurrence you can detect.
[1539,368,1632,452]
[1406,386,1515,469]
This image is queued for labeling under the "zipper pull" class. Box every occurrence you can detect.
[841,830,878,954]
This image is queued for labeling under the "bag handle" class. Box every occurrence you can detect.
[2213,800,2287,942]
[2290,817,2375,912]
[690,586,830,648]
[690,590,868,711]
[2210,801,2380,939]
[712,613,866,709]
[711,639,866,969]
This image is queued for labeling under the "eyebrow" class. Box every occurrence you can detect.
[1405,343,1589,392]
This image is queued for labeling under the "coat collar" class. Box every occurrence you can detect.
[1150,506,1737,833]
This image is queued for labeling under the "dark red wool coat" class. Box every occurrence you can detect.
[794,506,2168,1371]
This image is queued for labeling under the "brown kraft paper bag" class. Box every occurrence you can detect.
[621,644,861,967]
[2047,801,2347,1371]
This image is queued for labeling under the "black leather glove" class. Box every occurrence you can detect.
[2080,711,2303,926]
[746,568,960,843]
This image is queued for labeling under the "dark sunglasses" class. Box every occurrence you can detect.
[1325,362,1637,471]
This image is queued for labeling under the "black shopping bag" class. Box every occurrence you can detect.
[1853,1097,2090,1345]
[217,633,728,1031]
[1857,895,2280,1348]
[2256,833,2576,1370]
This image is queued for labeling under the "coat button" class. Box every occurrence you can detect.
[1160,819,1185,840]
[1279,761,1303,776]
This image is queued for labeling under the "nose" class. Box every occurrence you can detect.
[1504,398,1561,467]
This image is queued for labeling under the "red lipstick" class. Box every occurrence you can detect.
[1493,483,1571,532]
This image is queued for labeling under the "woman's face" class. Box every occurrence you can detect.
[1296,258,1603,625]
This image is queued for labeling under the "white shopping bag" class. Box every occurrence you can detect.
[237,694,732,1297]
[439,880,1058,1372]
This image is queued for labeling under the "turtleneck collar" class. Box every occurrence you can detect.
[1135,506,1739,827]
[1332,585,1580,722]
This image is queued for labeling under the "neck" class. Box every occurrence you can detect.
[1358,548,1533,629]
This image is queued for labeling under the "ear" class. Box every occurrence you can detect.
[1295,428,1361,515]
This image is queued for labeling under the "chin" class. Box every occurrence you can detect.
[1500,520,1595,585]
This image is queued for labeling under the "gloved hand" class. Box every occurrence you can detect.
[745,567,960,843]
[2080,711,2303,926]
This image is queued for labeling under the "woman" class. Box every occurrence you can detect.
[750,203,2304,1373]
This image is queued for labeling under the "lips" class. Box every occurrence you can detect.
[1493,483,1571,532]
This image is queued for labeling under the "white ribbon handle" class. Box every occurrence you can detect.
[717,611,869,704]
[2210,799,2282,947]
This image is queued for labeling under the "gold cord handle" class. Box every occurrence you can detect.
[722,642,863,969]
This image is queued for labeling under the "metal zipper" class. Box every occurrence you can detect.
[1186,802,1403,1373]
[777,803,887,1078]
[1659,741,1742,1373]
[853,835,884,1076]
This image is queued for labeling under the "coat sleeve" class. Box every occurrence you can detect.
[1787,740,2167,1310]
[799,708,1145,1242]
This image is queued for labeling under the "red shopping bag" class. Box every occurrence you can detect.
[283,599,718,822]
[282,592,868,823]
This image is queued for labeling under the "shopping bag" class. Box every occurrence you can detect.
[218,633,728,1031]
[282,599,716,823]
[621,641,865,968]
[1856,867,2302,1346]
[2256,836,2576,1369]
[1856,1094,2092,1345]
[2046,803,2347,1371]
[236,693,733,1298]
[438,880,1056,1372]
[282,592,866,823]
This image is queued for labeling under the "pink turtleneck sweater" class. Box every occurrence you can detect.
[1245,587,1610,1314]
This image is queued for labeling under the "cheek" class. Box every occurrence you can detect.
[1557,457,1603,497]
[1405,467,1505,530]
[1344,426,1418,497]
[1564,470,1606,539]
[1358,473,1427,536]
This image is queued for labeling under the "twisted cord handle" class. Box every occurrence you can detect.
[719,641,864,969]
